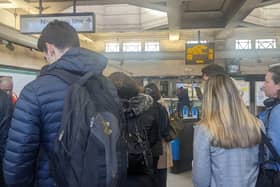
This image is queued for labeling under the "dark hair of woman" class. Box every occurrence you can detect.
[268,65,280,84]
[144,83,161,101]
[108,72,140,100]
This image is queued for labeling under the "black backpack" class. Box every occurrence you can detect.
[126,117,154,174]
[41,68,127,187]
[122,99,154,174]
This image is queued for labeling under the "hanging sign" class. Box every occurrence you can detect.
[20,13,95,34]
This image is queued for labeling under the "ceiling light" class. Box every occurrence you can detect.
[0,3,16,8]
[169,32,180,41]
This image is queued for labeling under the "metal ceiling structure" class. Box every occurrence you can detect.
[0,0,280,52]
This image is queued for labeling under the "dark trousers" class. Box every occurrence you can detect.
[154,169,167,187]
[124,157,159,187]
[124,174,156,187]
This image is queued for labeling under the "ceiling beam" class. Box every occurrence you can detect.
[0,23,37,49]
[216,0,264,39]
[126,0,167,11]
[28,0,123,13]
[257,0,280,7]
[8,0,39,13]
[28,0,123,7]
[167,0,182,30]
[181,11,225,29]
[144,0,166,2]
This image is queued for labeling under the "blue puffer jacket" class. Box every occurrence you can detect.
[3,48,108,187]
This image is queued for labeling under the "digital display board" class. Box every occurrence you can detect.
[185,43,214,64]
[226,63,240,74]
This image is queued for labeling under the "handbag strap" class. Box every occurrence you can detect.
[260,130,280,164]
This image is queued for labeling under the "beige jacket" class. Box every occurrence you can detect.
[157,98,173,169]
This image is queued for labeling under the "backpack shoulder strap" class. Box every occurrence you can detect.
[40,68,79,85]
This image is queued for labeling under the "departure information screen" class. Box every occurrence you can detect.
[185,43,214,64]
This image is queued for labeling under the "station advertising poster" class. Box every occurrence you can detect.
[0,67,37,96]
[234,79,250,106]
[20,13,95,34]
[255,81,267,106]
[185,43,214,64]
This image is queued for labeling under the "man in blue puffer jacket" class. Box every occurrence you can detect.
[3,20,108,187]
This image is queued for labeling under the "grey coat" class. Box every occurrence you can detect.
[192,125,259,187]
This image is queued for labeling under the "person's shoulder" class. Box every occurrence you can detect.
[19,76,50,95]
[194,124,211,138]
[273,103,280,110]
[270,103,280,115]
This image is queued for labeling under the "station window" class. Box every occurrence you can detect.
[105,42,120,52]
[256,39,276,49]
[123,42,142,52]
[235,40,251,50]
[144,42,160,52]
[187,40,207,44]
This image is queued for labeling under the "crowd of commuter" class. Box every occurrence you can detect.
[0,20,279,187]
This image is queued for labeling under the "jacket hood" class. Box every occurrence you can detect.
[122,94,154,118]
[41,48,107,76]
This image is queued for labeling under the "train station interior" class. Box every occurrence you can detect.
[1,0,280,187]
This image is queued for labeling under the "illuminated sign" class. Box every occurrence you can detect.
[185,43,214,64]
[20,13,95,34]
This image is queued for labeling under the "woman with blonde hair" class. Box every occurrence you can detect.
[192,74,262,187]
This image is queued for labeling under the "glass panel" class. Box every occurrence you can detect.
[145,42,160,52]
[123,42,142,52]
[105,42,120,52]
[256,39,276,49]
[235,40,251,50]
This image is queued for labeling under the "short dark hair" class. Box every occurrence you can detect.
[268,65,280,84]
[144,83,161,101]
[0,76,12,84]
[37,20,80,52]
[201,64,226,77]
[108,72,140,100]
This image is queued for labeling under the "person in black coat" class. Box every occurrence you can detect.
[0,90,13,186]
[177,87,190,116]
[108,72,164,187]
[144,83,176,187]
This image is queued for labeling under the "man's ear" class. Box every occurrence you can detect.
[45,42,56,55]
[276,83,280,92]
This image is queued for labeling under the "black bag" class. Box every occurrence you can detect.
[256,168,280,187]
[256,131,280,187]
[157,103,177,142]
[126,116,154,174]
[41,69,127,187]
[169,112,184,131]
[256,100,280,187]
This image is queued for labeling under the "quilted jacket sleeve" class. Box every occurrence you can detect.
[3,84,41,187]
[0,91,13,185]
